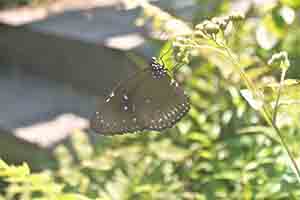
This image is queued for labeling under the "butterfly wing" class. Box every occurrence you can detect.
[90,68,190,135]
[133,71,190,131]
[90,69,150,135]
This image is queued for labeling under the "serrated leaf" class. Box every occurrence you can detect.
[0,162,30,180]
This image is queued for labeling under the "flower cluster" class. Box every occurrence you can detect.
[195,12,245,38]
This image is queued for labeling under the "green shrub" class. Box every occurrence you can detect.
[0,0,50,8]
[0,159,90,200]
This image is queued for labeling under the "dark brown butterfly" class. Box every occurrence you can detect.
[90,57,190,135]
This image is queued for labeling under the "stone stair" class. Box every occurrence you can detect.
[0,1,151,169]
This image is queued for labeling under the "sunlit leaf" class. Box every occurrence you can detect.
[57,194,91,200]
[240,89,264,110]
[188,132,212,147]
[214,170,240,181]
[279,6,295,25]
[198,150,214,160]
[158,41,176,71]
[256,22,278,50]
[263,79,300,124]
[238,126,278,142]
[149,140,189,162]
[0,162,30,180]
[281,0,300,8]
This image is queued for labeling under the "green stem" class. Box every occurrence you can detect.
[220,44,300,183]
[186,37,300,182]
[221,45,273,123]
[273,68,286,124]
[274,124,300,182]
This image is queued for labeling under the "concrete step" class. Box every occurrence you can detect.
[0,2,153,168]
[0,66,99,169]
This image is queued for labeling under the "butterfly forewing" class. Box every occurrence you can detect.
[91,69,151,135]
[90,59,190,135]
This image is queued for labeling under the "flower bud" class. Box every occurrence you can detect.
[229,12,245,21]
[268,51,290,70]
[195,20,210,31]
[204,22,220,35]
[212,16,229,30]
[194,30,206,38]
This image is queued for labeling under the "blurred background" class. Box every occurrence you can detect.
[1,0,300,199]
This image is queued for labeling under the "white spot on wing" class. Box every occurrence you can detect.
[123,94,129,100]
[145,98,151,103]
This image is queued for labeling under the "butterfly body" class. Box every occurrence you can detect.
[90,57,190,135]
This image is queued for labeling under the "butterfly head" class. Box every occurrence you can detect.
[151,57,168,79]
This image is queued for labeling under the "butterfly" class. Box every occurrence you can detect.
[90,57,190,135]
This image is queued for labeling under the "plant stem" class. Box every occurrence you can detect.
[221,45,273,123]
[273,68,287,124]
[274,124,300,182]
[220,44,300,183]
[182,35,300,182]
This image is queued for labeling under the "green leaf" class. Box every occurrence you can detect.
[57,194,91,200]
[238,126,278,142]
[0,161,30,180]
[188,132,212,147]
[214,170,241,181]
[281,0,300,8]
[158,41,176,71]
[240,89,264,110]
[263,79,300,101]
[262,79,300,126]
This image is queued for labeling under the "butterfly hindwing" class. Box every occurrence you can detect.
[133,71,190,131]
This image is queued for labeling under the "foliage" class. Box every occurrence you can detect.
[0,0,51,8]
[2,0,300,199]
[0,159,90,200]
